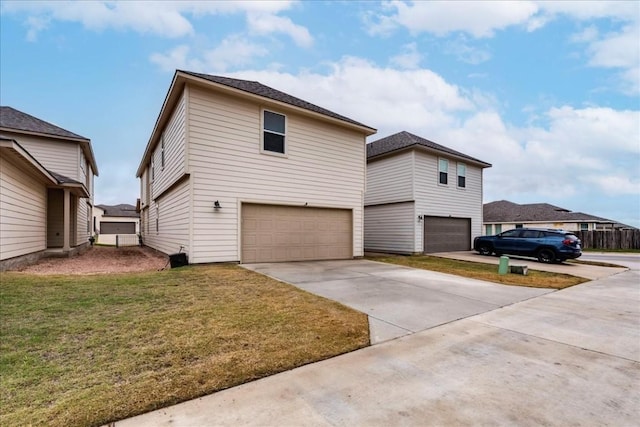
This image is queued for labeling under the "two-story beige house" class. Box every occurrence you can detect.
[364,131,491,254]
[0,106,98,270]
[136,70,376,264]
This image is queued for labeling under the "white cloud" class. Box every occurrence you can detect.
[2,0,310,46]
[230,56,474,135]
[150,36,268,73]
[444,36,491,64]
[389,42,422,69]
[367,1,539,38]
[246,12,313,47]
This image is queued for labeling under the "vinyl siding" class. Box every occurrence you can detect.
[187,85,366,263]
[364,202,416,254]
[76,198,90,245]
[6,132,80,180]
[142,177,190,256]
[0,156,47,260]
[413,150,483,251]
[151,91,186,199]
[364,150,413,206]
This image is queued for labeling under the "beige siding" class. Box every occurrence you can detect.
[364,150,414,206]
[151,91,186,199]
[6,132,80,180]
[76,198,90,245]
[188,85,366,263]
[413,151,484,251]
[364,202,416,254]
[0,156,48,260]
[142,177,190,256]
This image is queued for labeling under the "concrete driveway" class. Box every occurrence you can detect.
[243,260,553,344]
[115,267,640,426]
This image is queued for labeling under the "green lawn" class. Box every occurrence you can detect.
[370,255,588,289]
[0,265,369,427]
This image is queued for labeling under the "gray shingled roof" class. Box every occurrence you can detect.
[181,71,374,130]
[97,204,139,218]
[49,171,84,186]
[0,106,89,141]
[484,200,615,223]
[367,131,491,166]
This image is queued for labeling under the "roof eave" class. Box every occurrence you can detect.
[368,144,492,168]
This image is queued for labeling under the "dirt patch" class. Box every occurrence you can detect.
[18,246,169,275]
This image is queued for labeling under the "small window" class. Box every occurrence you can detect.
[457,163,466,188]
[485,225,492,235]
[156,203,159,233]
[151,157,155,181]
[495,224,502,233]
[438,158,448,185]
[580,223,589,231]
[161,135,165,168]
[515,224,523,228]
[263,110,286,154]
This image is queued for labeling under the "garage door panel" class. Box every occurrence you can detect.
[242,204,352,263]
[423,216,471,253]
[100,221,136,234]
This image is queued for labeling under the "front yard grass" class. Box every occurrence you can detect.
[370,255,588,289]
[0,264,369,427]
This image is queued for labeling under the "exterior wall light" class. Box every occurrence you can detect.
[214,200,221,209]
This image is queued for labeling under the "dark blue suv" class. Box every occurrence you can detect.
[473,228,582,263]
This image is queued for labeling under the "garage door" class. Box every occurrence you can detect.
[423,216,471,253]
[100,221,136,234]
[242,204,352,263]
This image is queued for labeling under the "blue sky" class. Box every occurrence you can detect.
[1,1,639,227]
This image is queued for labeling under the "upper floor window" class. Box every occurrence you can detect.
[438,158,448,185]
[151,156,155,181]
[263,110,286,154]
[515,224,523,228]
[457,163,466,188]
[580,223,589,231]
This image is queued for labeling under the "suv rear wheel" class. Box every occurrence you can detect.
[477,244,492,256]
[537,248,556,264]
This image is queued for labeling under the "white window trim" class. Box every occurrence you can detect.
[260,109,288,157]
[438,157,449,186]
[457,162,466,189]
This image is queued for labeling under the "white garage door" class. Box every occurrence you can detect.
[242,204,352,263]
[424,216,471,253]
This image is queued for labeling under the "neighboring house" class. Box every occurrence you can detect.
[0,106,98,270]
[483,200,636,233]
[93,204,140,245]
[136,70,376,264]
[364,131,491,254]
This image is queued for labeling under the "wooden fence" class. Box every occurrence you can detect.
[574,230,640,250]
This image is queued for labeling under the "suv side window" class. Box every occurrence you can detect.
[500,230,521,238]
[521,230,542,238]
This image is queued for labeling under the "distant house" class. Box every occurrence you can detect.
[483,200,635,234]
[93,204,140,245]
[364,131,491,254]
[136,70,376,264]
[0,106,98,270]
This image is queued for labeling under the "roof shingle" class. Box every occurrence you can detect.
[367,131,491,166]
[484,200,616,223]
[0,106,89,141]
[180,71,374,131]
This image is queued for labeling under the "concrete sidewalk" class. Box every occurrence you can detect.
[115,270,640,426]
[243,260,553,343]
